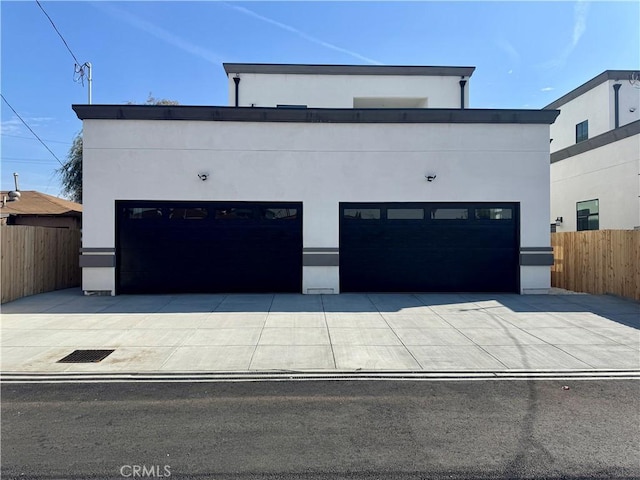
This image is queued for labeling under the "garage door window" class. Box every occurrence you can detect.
[344,208,381,220]
[215,208,254,220]
[430,208,468,220]
[475,208,512,220]
[387,208,424,220]
[260,208,298,220]
[169,207,208,220]
[126,207,162,219]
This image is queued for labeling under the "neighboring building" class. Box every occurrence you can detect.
[74,63,558,296]
[546,70,640,232]
[0,190,82,229]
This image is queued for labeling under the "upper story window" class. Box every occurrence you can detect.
[577,199,599,231]
[576,120,588,143]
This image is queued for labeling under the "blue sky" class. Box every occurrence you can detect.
[1,1,638,197]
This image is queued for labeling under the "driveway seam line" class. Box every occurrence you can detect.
[247,295,274,369]
[321,294,338,369]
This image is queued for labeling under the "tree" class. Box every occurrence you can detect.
[58,132,83,203]
[130,93,180,106]
[58,94,178,203]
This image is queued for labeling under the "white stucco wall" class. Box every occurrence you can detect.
[550,80,640,152]
[551,133,640,231]
[82,119,551,294]
[227,73,468,108]
[618,82,640,127]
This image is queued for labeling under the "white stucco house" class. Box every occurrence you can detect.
[74,63,559,296]
[546,70,640,232]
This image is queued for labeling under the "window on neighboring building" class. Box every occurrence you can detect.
[576,120,588,143]
[577,199,599,231]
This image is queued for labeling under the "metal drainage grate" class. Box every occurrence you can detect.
[57,349,115,363]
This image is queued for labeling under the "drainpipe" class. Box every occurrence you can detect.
[233,75,241,107]
[613,83,621,128]
[459,78,467,109]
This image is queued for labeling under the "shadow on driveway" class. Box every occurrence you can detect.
[2,288,638,329]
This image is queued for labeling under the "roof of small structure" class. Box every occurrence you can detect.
[0,191,82,216]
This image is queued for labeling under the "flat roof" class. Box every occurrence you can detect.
[544,70,638,109]
[73,105,559,125]
[223,63,475,78]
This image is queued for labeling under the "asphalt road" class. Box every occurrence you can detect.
[2,380,639,479]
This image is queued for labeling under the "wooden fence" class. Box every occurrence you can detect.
[1,226,81,304]
[551,230,640,301]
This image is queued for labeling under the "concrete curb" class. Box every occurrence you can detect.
[2,369,639,383]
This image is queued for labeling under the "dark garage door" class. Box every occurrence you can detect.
[339,202,519,293]
[116,201,302,294]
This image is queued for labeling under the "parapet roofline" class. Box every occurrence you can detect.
[544,70,639,110]
[223,63,476,78]
[72,105,559,124]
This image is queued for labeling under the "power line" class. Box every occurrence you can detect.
[3,160,59,166]
[35,0,91,91]
[35,0,81,66]
[2,157,60,164]
[0,94,65,168]
[1,133,72,145]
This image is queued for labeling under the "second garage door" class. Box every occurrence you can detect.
[339,202,519,293]
[116,201,302,294]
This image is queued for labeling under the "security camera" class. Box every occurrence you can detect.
[198,173,208,181]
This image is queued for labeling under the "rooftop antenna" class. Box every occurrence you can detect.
[87,62,92,104]
[75,62,93,104]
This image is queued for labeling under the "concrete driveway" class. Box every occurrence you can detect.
[1,288,638,377]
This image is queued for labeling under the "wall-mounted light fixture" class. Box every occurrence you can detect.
[555,216,563,224]
[198,173,209,181]
[425,175,437,182]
